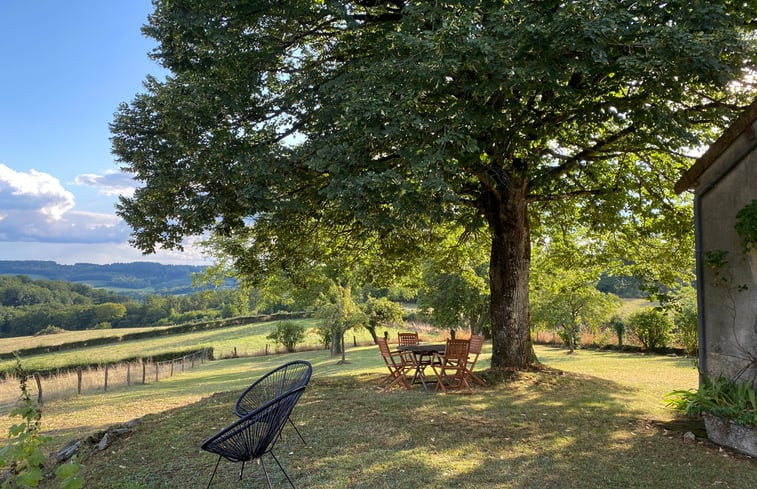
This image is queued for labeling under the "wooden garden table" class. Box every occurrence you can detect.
[396,343,445,391]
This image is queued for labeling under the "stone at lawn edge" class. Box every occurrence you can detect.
[704,413,757,457]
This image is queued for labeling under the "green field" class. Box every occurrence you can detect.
[0,319,403,372]
[18,342,751,489]
[0,326,173,354]
[3,319,752,489]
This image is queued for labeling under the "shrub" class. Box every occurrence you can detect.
[674,299,698,355]
[33,325,64,336]
[609,316,625,348]
[0,358,82,488]
[666,376,757,427]
[266,321,306,353]
[628,308,672,351]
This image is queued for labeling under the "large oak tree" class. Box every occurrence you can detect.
[112,0,756,370]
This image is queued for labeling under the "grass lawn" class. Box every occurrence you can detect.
[11,344,756,488]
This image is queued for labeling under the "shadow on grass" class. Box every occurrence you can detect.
[41,367,757,489]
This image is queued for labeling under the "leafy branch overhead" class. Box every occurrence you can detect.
[112,0,757,370]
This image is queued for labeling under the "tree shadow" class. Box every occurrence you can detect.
[46,368,757,489]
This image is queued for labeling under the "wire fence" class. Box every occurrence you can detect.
[0,349,210,413]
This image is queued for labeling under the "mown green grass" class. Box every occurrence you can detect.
[18,343,754,489]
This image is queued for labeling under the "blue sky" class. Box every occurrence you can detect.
[0,1,208,265]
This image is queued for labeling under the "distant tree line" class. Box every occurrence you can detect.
[0,275,266,337]
[0,260,220,295]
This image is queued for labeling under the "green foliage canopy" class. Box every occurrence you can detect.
[112,0,757,369]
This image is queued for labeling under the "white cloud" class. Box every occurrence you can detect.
[0,164,210,265]
[74,170,137,197]
[0,164,129,243]
[0,163,75,220]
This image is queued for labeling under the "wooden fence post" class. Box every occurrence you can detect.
[34,373,43,405]
[104,364,109,392]
[354,335,357,347]
[155,363,159,382]
[77,367,82,395]
[127,363,131,386]
[142,362,147,384]
[170,361,174,377]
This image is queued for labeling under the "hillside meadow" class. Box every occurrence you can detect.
[4,335,754,489]
[0,318,401,373]
[0,327,172,354]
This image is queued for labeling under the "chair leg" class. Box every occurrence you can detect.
[383,370,411,391]
[270,450,297,489]
[288,416,307,444]
[260,457,275,489]
[376,370,396,389]
[431,362,448,393]
[206,456,222,489]
[239,460,246,480]
[470,371,487,386]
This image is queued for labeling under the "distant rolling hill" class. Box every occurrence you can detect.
[0,260,214,295]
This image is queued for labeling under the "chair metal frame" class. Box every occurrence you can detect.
[376,337,415,391]
[201,385,307,489]
[235,360,312,444]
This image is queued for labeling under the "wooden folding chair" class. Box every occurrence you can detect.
[397,332,419,346]
[431,339,472,394]
[376,337,414,391]
[465,335,487,386]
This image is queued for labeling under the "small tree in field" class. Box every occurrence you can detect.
[266,321,306,353]
[532,276,620,353]
[361,296,403,344]
[609,316,626,348]
[531,234,621,353]
[628,308,673,351]
[316,284,367,363]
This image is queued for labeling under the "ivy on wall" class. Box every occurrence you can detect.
[736,199,757,253]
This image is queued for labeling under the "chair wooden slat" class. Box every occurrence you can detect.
[431,338,472,394]
[376,337,414,391]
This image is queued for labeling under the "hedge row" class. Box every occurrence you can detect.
[1,311,307,360]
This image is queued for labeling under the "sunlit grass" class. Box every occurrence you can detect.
[0,326,172,354]
[7,337,745,489]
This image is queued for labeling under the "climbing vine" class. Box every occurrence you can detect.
[735,199,757,253]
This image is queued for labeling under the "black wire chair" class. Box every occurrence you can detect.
[201,385,307,489]
[235,360,312,443]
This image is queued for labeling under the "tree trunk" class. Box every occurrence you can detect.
[366,326,378,344]
[483,179,537,370]
[330,325,342,356]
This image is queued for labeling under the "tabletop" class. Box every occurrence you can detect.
[397,343,446,353]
